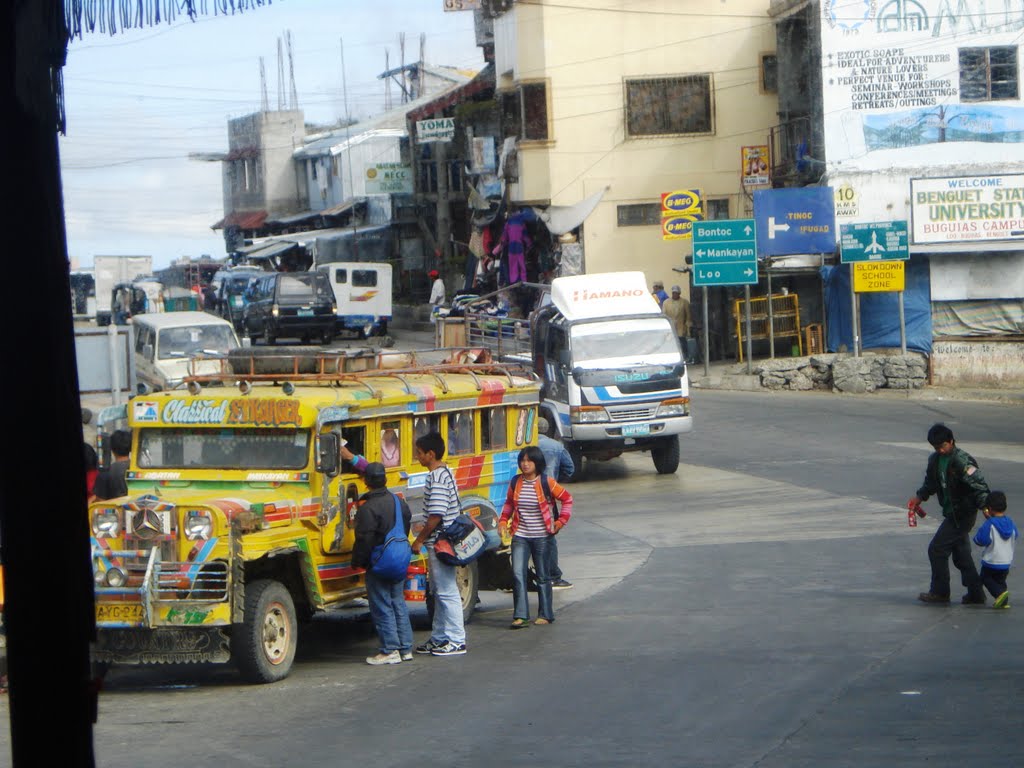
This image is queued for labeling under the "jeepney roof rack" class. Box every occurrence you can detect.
[181,347,538,396]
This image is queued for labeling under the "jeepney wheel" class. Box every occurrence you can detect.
[651,435,680,475]
[426,561,479,625]
[233,579,297,684]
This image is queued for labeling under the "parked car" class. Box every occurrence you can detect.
[218,271,262,331]
[242,271,337,345]
[133,311,240,392]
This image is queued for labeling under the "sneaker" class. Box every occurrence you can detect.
[415,639,443,655]
[918,592,951,604]
[431,641,467,657]
[366,651,401,666]
[994,591,1010,609]
[962,593,986,605]
[400,651,414,661]
[552,579,574,590]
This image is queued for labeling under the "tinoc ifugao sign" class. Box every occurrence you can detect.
[911,175,1024,244]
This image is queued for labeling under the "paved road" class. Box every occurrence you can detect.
[4,389,1022,767]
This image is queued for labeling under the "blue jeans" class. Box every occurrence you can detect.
[427,546,466,645]
[512,535,554,622]
[365,571,413,654]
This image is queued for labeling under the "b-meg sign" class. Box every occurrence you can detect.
[911,175,1024,245]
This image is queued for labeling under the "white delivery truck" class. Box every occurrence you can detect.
[529,271,692,479]
[93,255,153,325]
[316,261,393,338]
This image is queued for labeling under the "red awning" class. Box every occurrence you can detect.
[211,210,268,230]
[406,64,495,123]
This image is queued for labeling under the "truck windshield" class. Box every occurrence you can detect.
[570,318,680,364]
[158,326,237,359]
[137,428,310,469]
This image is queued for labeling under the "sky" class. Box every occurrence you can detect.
[60,1,485,271]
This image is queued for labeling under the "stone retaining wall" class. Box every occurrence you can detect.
[738,352,928,393]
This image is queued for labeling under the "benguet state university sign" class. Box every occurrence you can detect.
[911,175,1024,244]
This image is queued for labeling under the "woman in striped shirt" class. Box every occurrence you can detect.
[499,446,573,628]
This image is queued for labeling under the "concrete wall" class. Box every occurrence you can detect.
[931,339,1024,388]
[225,110,306,217]
[497,0,778,290]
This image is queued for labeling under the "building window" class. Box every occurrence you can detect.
[625,75,713,137]
[617,203,662,227]
[761,54,778,94]
[960,47,1018,101]
[520,82,549,141]
[705,199,729,220]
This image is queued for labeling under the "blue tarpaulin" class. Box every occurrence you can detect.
[822,255,932,354]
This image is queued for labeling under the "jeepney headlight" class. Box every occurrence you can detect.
[184,510,213,541]
[92,508,121,538]
[105,567,127,588]
[570,406,609,424]
[656,398,689,417]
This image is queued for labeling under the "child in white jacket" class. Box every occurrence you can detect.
[973,491,1018,609]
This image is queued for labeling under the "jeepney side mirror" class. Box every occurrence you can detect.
[317,432,340,477]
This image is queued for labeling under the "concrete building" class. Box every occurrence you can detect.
[486,0,780,279]
[771,0,1024,387]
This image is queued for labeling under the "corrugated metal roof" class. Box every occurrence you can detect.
[211,210,268,230]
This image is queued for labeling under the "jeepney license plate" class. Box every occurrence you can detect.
[622,424,650,437]
[97,603,144,622]
[298,308,314,316]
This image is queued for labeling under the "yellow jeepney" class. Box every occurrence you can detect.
[89,350,540,682]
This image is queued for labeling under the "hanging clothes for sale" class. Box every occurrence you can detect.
[493,210,533,284]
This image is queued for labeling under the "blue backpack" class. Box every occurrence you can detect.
[369,494,412,582]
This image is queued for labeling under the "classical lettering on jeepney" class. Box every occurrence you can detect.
[227,398,301,427]
[162,399,230,425]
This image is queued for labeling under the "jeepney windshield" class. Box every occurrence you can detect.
[137,427,310,469]
[570,318,680,365]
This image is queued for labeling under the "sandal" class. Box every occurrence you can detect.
[534,617,551,625]
[509,618,529,629]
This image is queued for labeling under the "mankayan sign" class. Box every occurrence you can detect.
[911,174,1024,245]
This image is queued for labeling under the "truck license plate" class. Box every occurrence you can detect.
[97,603,143,623]
[622,424,650,437]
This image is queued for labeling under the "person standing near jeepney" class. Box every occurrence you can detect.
[94,429,131,501]
[428,269,445,324]
[909,423,990,605]
[410,432,467,657]
[352,462,415,665]
[537,417,575,590]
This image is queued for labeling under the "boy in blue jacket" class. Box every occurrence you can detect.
[973,491,1018,609]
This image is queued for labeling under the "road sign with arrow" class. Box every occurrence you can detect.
[839,221,909,263]
[691,219,758,287]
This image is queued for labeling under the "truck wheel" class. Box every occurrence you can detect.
[233,579,297,684]
[563,442,585,482]
[265,331,276,346]
[426,560,479,625]
[651,435,680,475]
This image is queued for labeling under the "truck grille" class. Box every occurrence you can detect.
[608,406,657,421]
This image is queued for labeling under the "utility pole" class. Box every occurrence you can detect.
[435,109,451,273]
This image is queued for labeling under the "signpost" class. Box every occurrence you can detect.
[692,219,758,373]
[753,187,836,256]
[840,220,910,355]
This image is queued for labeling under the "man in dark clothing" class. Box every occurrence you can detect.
[93,429,131,501]
[352,462,414,665]
[909,423,990,605]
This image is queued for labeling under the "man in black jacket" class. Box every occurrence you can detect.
[909,423,990,605]
[353,462,414,665]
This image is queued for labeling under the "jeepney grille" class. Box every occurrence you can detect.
[154,561,229,602]
[608,406,657,421]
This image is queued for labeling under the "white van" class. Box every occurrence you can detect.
[132,311,240,392]
[316,262,393,337]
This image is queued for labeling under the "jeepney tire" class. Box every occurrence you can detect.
[426,560,479,625]
[320,329,334,345]
[233,579,297,684]
[652,435,680,475]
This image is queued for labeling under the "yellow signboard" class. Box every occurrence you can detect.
[853,261,905,292]
[661,189,703,240]
[662,214,701,240]
[741,146,769,187]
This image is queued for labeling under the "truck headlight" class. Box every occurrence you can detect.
[570,406,609,424]
[184,510,213,541]
[92,508,121,538]
[271,303,280,317]
[656,398,689,417]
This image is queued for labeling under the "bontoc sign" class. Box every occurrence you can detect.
[911,174,1024,244]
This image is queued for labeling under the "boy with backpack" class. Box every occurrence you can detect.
[352,462,414,665]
